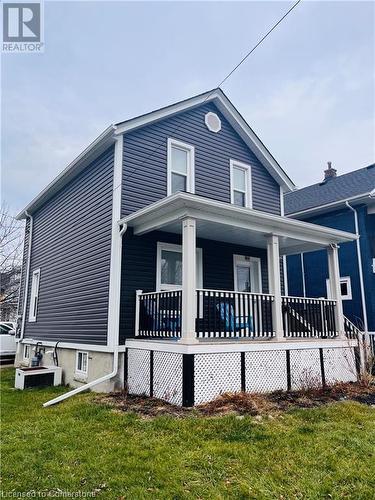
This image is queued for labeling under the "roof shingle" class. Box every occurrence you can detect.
[284,164,375,215]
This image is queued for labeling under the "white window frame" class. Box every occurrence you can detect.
[233,254,262,293]
[23,344,30,360]
[156,242,203,291]
[326,276,352,301]
[28,268,41,322]
[75,351,88,375]
[230,160,252,208]
[167,138,195,196]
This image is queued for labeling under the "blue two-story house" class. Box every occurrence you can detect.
[15,90,359,406]
[285,163,375,341]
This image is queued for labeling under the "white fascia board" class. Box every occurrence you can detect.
[115,89,295,192]
[16,125,117,219]
[125,338,358,354]
[119,193,358,246]
[286,192,373,219]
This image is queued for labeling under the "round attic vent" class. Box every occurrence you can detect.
[205,112,221,133]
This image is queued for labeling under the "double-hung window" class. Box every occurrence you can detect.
[28,269,41,322]
[167,138,195,195]
[230,160,252,208]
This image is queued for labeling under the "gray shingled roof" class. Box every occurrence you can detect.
[284,164,375,215]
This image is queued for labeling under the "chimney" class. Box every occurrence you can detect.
[324,161,337,181]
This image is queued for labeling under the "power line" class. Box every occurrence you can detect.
[123,0,302,183]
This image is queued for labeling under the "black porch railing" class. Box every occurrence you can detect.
[282,296,337,338]
[344,316,361,340]
[137,290,182,337]
[196,289,274,339]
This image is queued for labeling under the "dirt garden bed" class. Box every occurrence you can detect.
[97,381,375,419]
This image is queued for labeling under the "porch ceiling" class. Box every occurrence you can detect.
[119,193,357,255]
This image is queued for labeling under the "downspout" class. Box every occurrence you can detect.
[345,201,368,333]
[19,211,33,342]
[43,221,128,407]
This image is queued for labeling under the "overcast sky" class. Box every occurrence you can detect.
[2,0,374,213]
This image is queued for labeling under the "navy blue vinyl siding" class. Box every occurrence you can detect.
[287,206,375,331]
[119,229,268,342]
[122,102,281,217]
[23,146,114,345]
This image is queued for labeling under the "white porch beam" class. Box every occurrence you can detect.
[327,245,345,338]
[181,217,197,343]
[267,235,284,340]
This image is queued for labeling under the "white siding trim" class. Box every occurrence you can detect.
[107,135,124,348]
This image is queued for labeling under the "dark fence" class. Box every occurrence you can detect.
[282,296,337,338]
[137,290,182,338]
[196,289,274,339]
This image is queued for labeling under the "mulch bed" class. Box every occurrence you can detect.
[96,382,375,419]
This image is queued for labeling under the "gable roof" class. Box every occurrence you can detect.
[17,88,295,219]
[115,88,295,192]
[285,164,375,217]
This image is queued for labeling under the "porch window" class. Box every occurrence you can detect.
[28,269,41,322]
[167,139,195,196]
[233,255,262,293]
[230,160,252,208]
[326,276,352,300]
[156,242,202,291]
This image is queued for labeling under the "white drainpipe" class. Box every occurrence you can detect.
[345,201,368,333]
[19,211,33,342]
[43,221,128,407]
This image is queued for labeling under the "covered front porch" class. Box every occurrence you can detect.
[120,193,358,344]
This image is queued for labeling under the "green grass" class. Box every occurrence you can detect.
[1,368,374,499]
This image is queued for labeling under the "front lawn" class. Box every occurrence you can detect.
[1,368,374,499]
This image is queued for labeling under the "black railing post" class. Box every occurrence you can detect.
[182,354,195,407]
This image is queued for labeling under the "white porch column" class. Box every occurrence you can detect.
[181,217,197,343]
[267,235,284,340]
[327,245,345,338]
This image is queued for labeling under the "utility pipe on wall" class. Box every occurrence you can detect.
[19,211,34,342]
[345,201,368,333]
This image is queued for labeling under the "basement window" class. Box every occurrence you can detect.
[76,351,88,375]
[28,269,41,322]
[167,138,195,196]
[23,344,30,360]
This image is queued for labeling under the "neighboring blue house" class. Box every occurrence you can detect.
[15,90,360,406]
[285,163,375,335]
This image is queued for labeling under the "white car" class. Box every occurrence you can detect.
[0,322,16,365]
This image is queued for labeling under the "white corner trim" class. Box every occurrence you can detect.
[107,134,124,348]
[230,159,252,209]
[167,138,195,196]
[20,212,33,340]
[280,186,285,216]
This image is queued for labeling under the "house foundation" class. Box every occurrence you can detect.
[125,339,358,406]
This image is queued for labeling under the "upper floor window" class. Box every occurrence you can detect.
[230,160,252,208]
[167,138,195,196]
[28,269,41,322]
